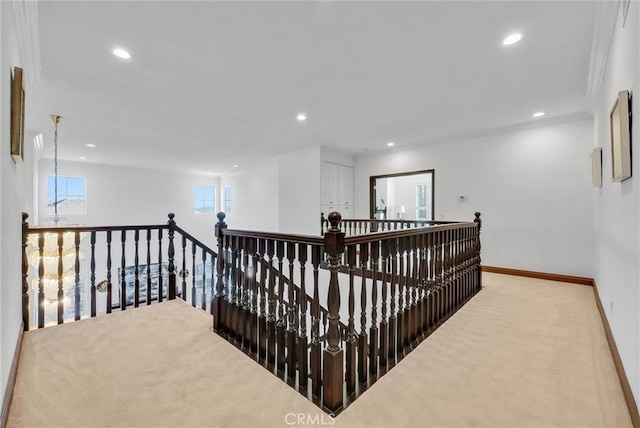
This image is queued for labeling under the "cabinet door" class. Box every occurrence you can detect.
[322,162,340,205]
[338,165,354,206]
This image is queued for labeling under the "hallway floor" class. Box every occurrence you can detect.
[7,273,631,427]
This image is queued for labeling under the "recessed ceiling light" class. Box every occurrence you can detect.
[502,33,522,46]
[387,141,395,147]
[233,164,239,168]
[296,113,307,122]
[533,111,545,118]
[80,157,87,160]
[112,48,131,59]
[85,143,96,148]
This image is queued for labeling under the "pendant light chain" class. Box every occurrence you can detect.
[51,115,62,226]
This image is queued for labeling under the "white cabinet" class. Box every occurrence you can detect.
[322,162,353,217]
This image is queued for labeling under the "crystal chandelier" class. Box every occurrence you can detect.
[27,115,83,316]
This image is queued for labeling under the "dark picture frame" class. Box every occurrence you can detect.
[10,66,25,163]
[610,90,632,182]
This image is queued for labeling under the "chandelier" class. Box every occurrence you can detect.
[27,115,83,317]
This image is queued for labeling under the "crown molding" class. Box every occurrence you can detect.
[12,0,41,85]
[358,111,593,157]
[585,1,619,114]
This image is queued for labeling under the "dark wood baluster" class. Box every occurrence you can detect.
[434,231,443,325]
[106,231,112,314]
[258,239,268,361]
[146,229,152,305]
[87,231,94,319]
[310,245,322,397]
[223,235,233,330]
[404,238,413,348]
[428,231,437,332]
[379,240,389,371]
[397,237,407,356]
[286,241,297,379]
[266,239,276,365]
[229,237,239,340]
[323,212,345,413]
[276,240,286,372]
[297,243,309,388]
[240,238,249,348]
[345,244,357,393]
[57,232,64,324]
[121,230,127,310]
[181,234,187,301]
[358,242,369,383]
[167,214,176,300]
[21,214,29,331]
[249,239,259,355]
[388,238,398,363]
[157,229,163,303]
[37,233,45,328]
[369,239,379,375]
[420,233,429,334]
[134,229,140,308]
[210,252,216,314]
[410,235,423,344]
[202,247,208,311]
[213,212,227,332]
[191,241,197,307]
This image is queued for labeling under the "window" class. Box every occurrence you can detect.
[223,187,232,212]
[47,176,86,215]
[195,186,215,214]
[415,184,428,220]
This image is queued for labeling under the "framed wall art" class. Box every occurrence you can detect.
[10,66,25,163]
[610,90,631,182]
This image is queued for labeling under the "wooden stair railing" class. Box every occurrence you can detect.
[320,212,462,236]
[213,211,482,415]
[21,213,219,329]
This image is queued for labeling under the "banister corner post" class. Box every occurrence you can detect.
[473,212,482,290]
[167,213,177,300]
[322,211,345,413]
[22,213,29,331]
[213,212,228,332]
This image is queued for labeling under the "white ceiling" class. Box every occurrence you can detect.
[27,1,597,176]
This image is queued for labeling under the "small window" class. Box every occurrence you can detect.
[47,176,86,215]
[223,187,232,212]
[195,186,215,214]
[415,184,427,220]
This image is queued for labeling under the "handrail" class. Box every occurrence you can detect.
[343,221,477,245]
[21,213,217,330]
[27,224,169,233]
[224,228,323,246]
[174,225,217,256]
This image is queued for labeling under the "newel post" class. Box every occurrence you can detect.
[22,213,29,331]
[323,211,345,413]
[213,212,227,332]
[473,212,482,290]
[167,213,177,300]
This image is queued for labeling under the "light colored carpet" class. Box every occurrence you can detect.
[7,272,632,427]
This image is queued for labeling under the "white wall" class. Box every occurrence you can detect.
[219,162,279,231]
[593,1,640,411]
[0,0,34,406]
[355,118,594,278]
[278,147,321,235]
[37,159,220,248]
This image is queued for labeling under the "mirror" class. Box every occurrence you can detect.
[370,169,435,220]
